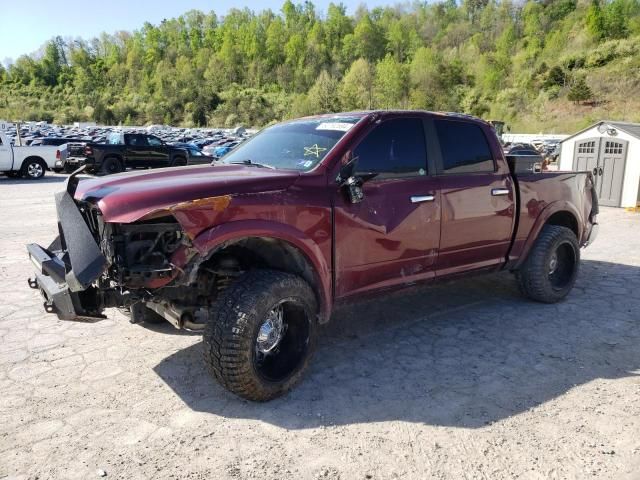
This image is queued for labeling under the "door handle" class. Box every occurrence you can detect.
[598,167,603,176]
[491,188,510,196]
[411,195,435,203]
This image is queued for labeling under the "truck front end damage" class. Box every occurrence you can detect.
[26,172,238,330]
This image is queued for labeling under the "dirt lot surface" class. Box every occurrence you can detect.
[1,173,639,480]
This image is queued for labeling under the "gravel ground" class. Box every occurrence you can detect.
[1,173,639,480]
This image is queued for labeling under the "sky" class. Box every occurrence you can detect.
[0,0,391,64]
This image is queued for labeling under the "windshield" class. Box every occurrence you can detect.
[221,116,362,171]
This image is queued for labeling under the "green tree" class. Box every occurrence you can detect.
[374,54,407,109]
[543,66,567,89]
[586,0,606,40]
[353,13,385,61]
[265,17,287,68]
[464,0,489,23]
[340,58,374,109]
[408,47,440,109]
[604,0,629,39]
[325,3,353,64]
[41,41,63,86]
[568,77,593,104]
[307,70,340,113]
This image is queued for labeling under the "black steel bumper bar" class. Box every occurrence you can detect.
[26,169,110,320]
[27,243,107,321]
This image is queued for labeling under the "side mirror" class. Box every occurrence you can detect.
[343,176,365,204]
[336,155,377,204]
[336,155,358,185]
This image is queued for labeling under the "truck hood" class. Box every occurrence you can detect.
[74,164,300,223]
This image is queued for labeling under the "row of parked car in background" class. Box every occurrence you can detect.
[0,122,253,179]
[503,138,562,173]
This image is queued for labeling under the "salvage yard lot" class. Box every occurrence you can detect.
[1,173,639,480]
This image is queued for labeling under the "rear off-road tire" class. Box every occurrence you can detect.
[516,225,580,303]
[203,269,318,401]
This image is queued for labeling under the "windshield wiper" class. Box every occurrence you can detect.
[229,159,275,169]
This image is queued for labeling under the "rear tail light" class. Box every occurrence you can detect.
[56,150,61,159]
[84,145,93,156]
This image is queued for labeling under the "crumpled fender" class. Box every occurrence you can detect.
[191,219,332,322]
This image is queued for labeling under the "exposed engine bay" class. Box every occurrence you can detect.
[28,190,246,331]
[81,203,246,331]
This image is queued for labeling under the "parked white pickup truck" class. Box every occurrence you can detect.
[0,131,60,179]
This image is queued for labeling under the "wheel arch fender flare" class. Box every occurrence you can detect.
[21,156,47,170]
[191,220,332,322]
[515,200,583,269]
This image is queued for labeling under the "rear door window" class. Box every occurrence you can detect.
[108,133,122,145]
[354,118,427,177]
[435,119,495,174]
[127,135,149,147]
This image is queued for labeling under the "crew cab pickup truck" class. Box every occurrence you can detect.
[26,111,599,401]
[0,131,61,179]
[84,133,188,175]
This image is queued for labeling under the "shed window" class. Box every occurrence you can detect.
[604,141,623,155]
[577,141,595,154]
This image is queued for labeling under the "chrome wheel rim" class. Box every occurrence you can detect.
[28,163,43,178]
[253,299,311,383]
[256,304,286,354]
[548,242,576,290]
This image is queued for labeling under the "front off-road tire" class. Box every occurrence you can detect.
[517,225,580,303]
[203,269,318,401]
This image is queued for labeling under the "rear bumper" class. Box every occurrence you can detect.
[585,222,599,246]
[64,156,86,167]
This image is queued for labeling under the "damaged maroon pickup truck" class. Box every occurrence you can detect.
[27,111,599,401]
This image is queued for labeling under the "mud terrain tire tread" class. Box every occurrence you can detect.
[203,269,317,402]
[517,225,580,303]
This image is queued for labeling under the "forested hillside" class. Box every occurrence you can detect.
[1,0,639,132]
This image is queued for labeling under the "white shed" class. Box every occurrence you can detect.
[559,121,640,208]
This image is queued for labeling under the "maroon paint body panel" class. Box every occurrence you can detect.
[437,172,515,275]
[75,164,301,226]
[436,121,516,275]
[508,171,594,266]
[70,111,596,320]
[334,176,441,298]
